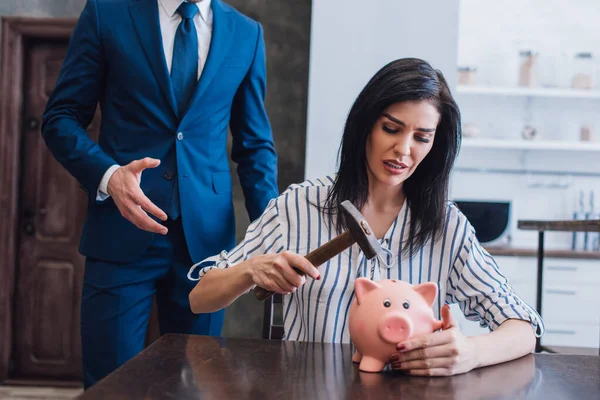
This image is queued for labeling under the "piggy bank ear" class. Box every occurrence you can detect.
[413,282,438,307]
[354,277,380,305]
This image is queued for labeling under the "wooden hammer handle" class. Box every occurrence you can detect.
[253,231,355,301]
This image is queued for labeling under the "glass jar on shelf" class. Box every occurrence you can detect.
[571,52,595,90]
[518,50,538,87]
[457,66,477,85]
[580,124,594,142]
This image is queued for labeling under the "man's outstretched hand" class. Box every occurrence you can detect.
[107,157,168,235]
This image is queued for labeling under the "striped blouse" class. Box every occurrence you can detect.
[189,175,545,343]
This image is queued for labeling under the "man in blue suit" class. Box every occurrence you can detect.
[41,0,278,388]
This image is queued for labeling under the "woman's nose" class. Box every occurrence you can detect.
[393,137,411,156]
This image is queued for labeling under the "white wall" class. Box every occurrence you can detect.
[457,0,600,88]
[456,0,600,143]
[305,0,600,251]
[304,0,600,344]
[305,0,460,178]
[453,0,600,250]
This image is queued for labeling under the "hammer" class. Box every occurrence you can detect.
[253,200,384,300]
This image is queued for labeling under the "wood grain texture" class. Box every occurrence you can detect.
[0,16,77,384]
[78,334,600,400]
[518,219,600,232]
[485,246,600,259]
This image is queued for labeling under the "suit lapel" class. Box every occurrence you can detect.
[185,0,235,115]
[129,0,178,117]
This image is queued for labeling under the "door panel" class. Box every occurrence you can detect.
[12,39,98,380]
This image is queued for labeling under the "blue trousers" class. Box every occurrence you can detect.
[80,218,225,388]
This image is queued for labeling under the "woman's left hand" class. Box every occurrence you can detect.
[388,304,479,376]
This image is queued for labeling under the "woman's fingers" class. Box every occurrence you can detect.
[281,251,320,280]
[271,273,298,294]
[253,250,322,294]
[389,343,459,364]
[390,355,458,371]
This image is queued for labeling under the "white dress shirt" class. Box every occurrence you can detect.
[189,176,545,343]
[97,0,213,200]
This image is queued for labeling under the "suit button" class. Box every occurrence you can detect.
[177,132,184,140]
[164,172,173,180]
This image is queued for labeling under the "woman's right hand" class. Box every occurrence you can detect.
[248,251,321,294]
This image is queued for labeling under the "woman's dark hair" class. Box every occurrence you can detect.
[323,58,461,252]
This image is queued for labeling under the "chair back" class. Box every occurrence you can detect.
[262,293,284,340]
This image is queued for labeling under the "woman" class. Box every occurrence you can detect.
[188,58,544,376]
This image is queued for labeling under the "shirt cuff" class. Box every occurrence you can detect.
[187,251,233,281]
[96,164,120,202]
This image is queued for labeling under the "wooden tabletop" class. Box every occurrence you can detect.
[518,219,600,232]
[78,334,600,400]
[485,246,600,259]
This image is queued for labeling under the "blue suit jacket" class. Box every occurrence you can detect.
[42,0,279,265]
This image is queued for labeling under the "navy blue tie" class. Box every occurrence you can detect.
[167,1,198,220]
[171,1,199,117]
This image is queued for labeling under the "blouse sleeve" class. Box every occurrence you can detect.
[446,225,545,338]
[187,197,285,283]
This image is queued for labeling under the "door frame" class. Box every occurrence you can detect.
[0,16,76,383]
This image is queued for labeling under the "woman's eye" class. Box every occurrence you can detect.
[382,125,398,134]
[402,300,410,309]
[415,136,430,143]
[383,299,392,308]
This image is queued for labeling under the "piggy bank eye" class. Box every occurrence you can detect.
[383,299,392,308]
[402,300,410,309]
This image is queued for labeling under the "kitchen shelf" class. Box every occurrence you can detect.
[456,85,600,99]
[461,138,600,151]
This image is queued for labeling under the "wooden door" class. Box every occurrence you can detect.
[11,38,99,381]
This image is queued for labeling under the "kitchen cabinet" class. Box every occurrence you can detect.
[452,255,600,351]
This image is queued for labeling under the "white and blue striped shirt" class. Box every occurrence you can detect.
[190,175,545,343]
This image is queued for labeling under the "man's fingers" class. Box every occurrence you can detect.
[129,206,168,235]
[130,157,160,173]
[134,190,167,222]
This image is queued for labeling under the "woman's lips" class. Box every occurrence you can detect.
[383,160,408,175]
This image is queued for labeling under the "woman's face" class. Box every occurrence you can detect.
[365,100,440,189]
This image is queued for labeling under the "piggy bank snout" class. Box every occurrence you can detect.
[378,313,413,344]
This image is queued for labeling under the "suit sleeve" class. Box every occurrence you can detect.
[229,22,279,222]
[41,0,117,196]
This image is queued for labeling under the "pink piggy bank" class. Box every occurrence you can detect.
[349,278,443,372]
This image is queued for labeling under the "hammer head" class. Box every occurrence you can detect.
[340,200,383,260]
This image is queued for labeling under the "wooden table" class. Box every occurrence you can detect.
[77,334,600,400]
[518,219,600,352]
